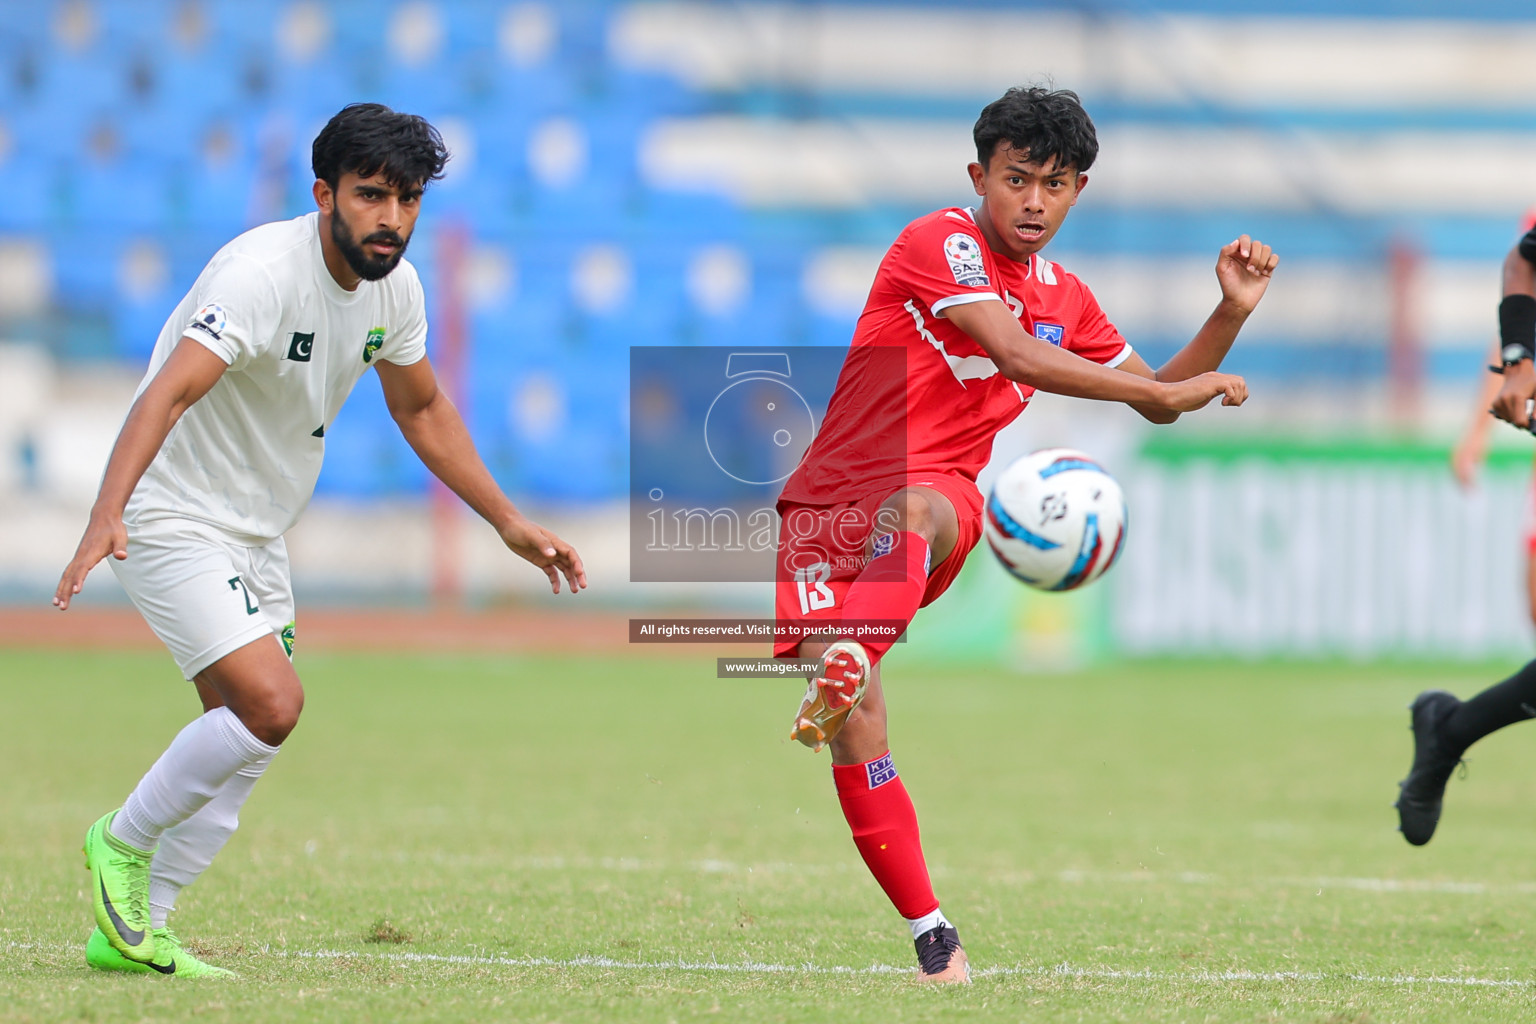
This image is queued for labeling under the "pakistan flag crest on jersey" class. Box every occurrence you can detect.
[363,327,386,364]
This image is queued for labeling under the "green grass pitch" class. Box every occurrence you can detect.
[4,645,1536,1022]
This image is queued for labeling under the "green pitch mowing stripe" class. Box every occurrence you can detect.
[4,648,1536,1022]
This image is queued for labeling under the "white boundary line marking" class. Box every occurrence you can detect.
[280,948,1536,988]
[398,855,1536,896]
[9,942,1530,989]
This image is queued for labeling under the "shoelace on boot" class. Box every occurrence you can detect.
[109,848,153,930]
[915,926,960,975]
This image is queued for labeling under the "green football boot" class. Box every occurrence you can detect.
[86,927,236,978]
[82,811,155,963]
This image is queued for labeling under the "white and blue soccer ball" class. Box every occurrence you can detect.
[984,448,1127,591]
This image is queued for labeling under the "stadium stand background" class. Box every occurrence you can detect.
[4,0,1536,655]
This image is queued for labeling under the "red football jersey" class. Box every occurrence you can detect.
[780,207,1132,504]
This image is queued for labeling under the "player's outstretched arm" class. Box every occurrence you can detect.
[376,357,587,595]
[1492,235,1536,428]
[53,338,229,610]
[944,298,1247,415]
[1148,236,1278,390]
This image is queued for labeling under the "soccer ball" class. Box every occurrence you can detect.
[983,448,1127,591]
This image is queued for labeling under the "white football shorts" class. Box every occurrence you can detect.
[110,517,295,679]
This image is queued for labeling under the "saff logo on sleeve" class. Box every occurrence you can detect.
[1034,323,1064,346]
[943,232,989,288]
[285,331,315,361]
[188,304,226,341]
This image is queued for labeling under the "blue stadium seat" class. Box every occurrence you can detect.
[95,0,175,52]
[0,42,40,111]
[471,114,531,177]
[266,57,359,123]
[49,230,120,309]
[517,427,624,501]
[156,59,251,125]
[590,67,702,120]
[176,160,261,236]
[432,173,517,235]
[114,293,175,363]
[203,0,277,50]
[116,105,203,170]
[34,52,124,120]
[7,105,87,165]
[365,64,460,120]
[629,190,745,244]
[622,248,688,341]
[439,0,504,52]
[0,3,50,50]
[482,63,577,128]
[0,161,58,230]
[321,0,388,57]
[316,373,428,497]
[62,158,175,233]
[472,301,565,368]
[804,312,859,349]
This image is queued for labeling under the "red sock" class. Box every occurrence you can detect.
[840,530,930,663]
[832,752,939,921]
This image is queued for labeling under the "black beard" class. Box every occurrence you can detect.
[331,214,409,281]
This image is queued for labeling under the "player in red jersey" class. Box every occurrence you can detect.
[773,87,1278,982]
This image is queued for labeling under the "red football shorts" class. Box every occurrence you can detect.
[773,475,984,658]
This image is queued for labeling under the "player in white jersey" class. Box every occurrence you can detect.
[52,104,587,977]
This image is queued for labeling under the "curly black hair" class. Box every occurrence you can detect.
[973,87,1098,173]
[311,102,450,191]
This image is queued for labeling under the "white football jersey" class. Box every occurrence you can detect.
[124,212,428,543]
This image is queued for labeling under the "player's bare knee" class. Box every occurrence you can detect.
[851,699,887,737]
[243,707,299,746]
[879,489,939,547]
[239,684,304,745]
[270,686,305,740]
[831,705,888,764]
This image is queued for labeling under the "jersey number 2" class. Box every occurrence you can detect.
[228,576,259,616]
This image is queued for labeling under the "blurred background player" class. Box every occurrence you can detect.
[1398,209,1536,847]
[773,87,1278,982]
[1451,208,1536,631]
[53,103,586,976]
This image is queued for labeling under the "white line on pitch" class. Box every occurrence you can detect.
[280,948,1535,988]
[383,854,1536,896]
[8,942,1528,989]
[1052,869,1525,895]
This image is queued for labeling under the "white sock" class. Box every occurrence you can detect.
[148,751,276,928]
[111,707,279,854]
[906,907,951,940]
